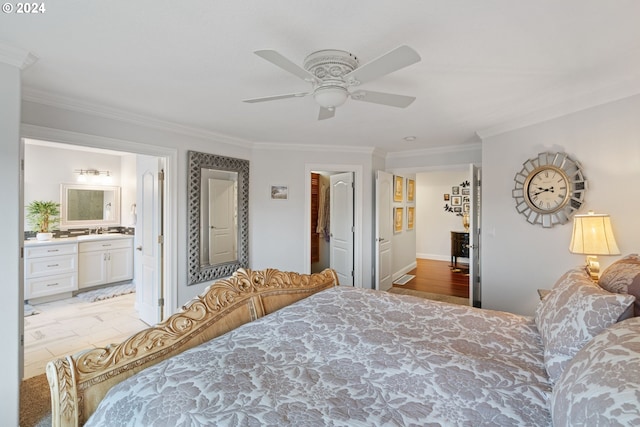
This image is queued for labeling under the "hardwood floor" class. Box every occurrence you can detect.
[393,258,470,298]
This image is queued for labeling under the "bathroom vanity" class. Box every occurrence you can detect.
[24,234,133,301]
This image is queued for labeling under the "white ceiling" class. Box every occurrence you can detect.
[2,0,640,153]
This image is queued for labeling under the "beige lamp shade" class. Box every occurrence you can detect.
[569,211,620,255]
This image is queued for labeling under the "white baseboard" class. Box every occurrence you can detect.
[416,253,450,262]
[392,260,418,281]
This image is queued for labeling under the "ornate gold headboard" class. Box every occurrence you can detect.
[46,268,339,426]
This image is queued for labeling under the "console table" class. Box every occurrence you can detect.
[450,231,469,268]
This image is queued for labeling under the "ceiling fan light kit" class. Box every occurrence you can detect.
[313,86,349,109]
[244,45,421,120]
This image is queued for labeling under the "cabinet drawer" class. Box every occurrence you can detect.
[25,243,77,258]
[25,273,77,299]
[79,238,133,253]
[25,254,77,278]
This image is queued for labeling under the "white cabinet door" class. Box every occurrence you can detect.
[78,251,108,288]
[108,247,133,283]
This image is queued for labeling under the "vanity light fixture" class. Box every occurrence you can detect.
[75,169,112,184]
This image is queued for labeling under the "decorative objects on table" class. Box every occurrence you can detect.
[462,212,470,232]
[512,152,587,228]
[569,211,620,280]
[26,200,60,241]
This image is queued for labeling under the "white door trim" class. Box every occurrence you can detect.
[20,124,178,317]
[304,163,363,288]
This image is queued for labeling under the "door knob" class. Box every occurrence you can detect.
[136,246,143,251]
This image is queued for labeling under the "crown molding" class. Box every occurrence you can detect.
[476,80,640,139]
[253,141,377,155]
[21,123,178,158]
[21,87,254,149]
[0,41,37,69]
[385,142,482,160]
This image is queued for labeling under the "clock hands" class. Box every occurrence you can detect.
[533,186,554,196]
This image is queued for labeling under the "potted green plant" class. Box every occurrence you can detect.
[26,200,60,241]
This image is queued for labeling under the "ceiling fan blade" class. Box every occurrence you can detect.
[254,50,318,82]
[243,92,310,103]
[350,90,416,108]
[344,45,421,85]
[318,107,335,120]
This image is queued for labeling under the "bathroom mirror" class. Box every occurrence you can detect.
[60,184,121,228]
[187,151,249,285]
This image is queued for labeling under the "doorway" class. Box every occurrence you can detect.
[377,165,480,304]
[304,164,362,288]
[20,131,176,379]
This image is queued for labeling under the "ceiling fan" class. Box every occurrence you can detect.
[243,45,421,120]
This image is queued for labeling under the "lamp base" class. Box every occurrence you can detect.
[585,255,600,281]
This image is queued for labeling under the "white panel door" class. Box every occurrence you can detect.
[135,157,162,326]
[469,164,481,307]
[375,170,393,291]
[330,172,354,286]
[208,178,236,265]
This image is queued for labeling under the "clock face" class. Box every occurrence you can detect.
[512,152,587,228]
[525,166,569,213]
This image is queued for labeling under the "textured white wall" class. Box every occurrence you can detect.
[415,169,470,260]
[0,61,22,427]
[24,142,124,230]
[388,173,417,279]
[482,94,640,315]
[250,147,375,287]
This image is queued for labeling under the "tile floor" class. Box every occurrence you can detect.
[23,293,150,379]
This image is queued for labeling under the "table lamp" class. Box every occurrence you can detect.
[569,211,620,281]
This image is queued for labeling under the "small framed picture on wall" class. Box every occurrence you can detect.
[407,206,415,230]
[406,179,415,202]
[270,185,288,200]
[394,207,404,233]
[394,175,404,202]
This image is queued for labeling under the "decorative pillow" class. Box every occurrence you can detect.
[599,254,640,317]
[534,269,635,383]
[551,317,640,426]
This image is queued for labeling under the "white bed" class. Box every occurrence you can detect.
[47,257,640,426]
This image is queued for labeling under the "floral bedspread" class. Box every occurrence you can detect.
[87,287,552,426]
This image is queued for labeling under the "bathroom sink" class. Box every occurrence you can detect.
[76,233,130,241]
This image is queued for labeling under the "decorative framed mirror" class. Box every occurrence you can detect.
[60,184,121,229]
[187,151,249,285]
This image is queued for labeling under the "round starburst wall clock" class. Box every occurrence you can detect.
[512,152,587,228]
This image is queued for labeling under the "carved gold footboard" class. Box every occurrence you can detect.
[46,268,339,427]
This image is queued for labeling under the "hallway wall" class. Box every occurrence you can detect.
[415,169,470,261]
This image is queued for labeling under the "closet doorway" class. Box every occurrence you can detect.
[304,164,362,288]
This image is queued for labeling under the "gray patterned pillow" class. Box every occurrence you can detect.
[599,254,640,317]
[535,268,635,383]
[551,317,640,426]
